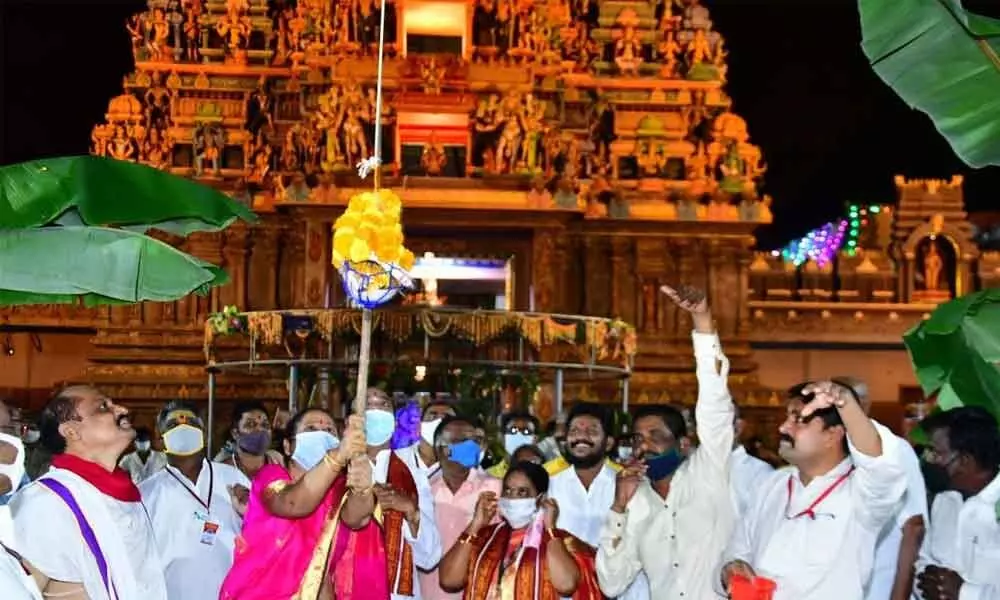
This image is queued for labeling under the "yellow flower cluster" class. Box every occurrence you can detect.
[332,189,415,272]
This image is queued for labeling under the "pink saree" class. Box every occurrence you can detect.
[220,464,394,600]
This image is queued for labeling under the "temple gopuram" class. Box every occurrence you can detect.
[1,0,992,442]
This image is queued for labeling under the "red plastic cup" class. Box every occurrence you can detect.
[728,574,757,600]
[754,576,777,600]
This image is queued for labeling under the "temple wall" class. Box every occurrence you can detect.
[754,346,917,403]
[0,333,92,394]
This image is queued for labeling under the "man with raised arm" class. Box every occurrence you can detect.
[596,285,735,600]
[11,385,168,600]
[720,381,907,600]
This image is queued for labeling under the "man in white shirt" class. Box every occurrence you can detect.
[141,401,251,600]
[550,402,649,599]
[730,404,775,519]
[119,426,167,484]
[597,284,735,600]
[11,385,168,600]
[915,406,1000,600]
[343,388,443,600]
[833,376,928,600]
[720,380,907,600]
[396,399,455,481]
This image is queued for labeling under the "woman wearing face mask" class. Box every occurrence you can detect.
[437,461,604,600]
[220,407,365,600]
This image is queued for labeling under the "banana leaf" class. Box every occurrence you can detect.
[903,288,1000,421]
[0,226,228,306]
[0,156,256,235]
[859,0,1000,168]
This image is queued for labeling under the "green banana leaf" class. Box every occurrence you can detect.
[859,0,1000,168]
[0,156,256,235]
[0,226,228,306]
[903,289,1000,421]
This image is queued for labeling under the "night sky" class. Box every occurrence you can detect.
[2,0,998,249]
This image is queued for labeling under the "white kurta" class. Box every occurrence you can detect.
[119,451,167,485]
[597,330,735,600]
[1,546,42,600]
[729,445,774,519]
[724,422,907,600]
[11,467,168,600]
[140,459,250,600]
[865,436,927,600]
[395,442,440,481]
[917,471,1000,600]
[373,448,444,600]
[549,464,650,600]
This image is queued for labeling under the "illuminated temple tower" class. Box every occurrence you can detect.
[4,0,781,432]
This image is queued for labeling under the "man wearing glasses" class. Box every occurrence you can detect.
[719,380,907,600]
[11,385,168,600]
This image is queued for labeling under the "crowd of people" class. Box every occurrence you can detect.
[0,285,997,600]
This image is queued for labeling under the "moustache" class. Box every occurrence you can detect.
[778,434,795,447]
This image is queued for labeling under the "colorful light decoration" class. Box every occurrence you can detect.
[776,204,883,265]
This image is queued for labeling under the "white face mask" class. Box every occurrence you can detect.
[135,440,152,452]
[420,418,442,446]
[504,433,535,456]
[162,425,205,456]
[23,429,40,445]
[499,496,539,529]
[0,432,26,497]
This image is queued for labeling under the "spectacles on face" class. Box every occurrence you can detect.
[505,425,534,436]
[631,429,674,449]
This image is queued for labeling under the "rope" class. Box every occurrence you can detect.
[356,0,389,188]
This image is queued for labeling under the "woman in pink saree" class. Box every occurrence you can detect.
[220,407,369,600]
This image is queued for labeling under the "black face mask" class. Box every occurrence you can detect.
[921,460,951,496]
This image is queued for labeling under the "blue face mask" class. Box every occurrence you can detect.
[365,409,396,446]
[448,439,482,469]
[292,431,339,471]
[645,447,685,482]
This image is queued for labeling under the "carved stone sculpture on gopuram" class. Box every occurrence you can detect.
[90,0,769,222]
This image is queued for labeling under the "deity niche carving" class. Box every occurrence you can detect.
[147,8,171,61]
[613,9,643,77]
[588,97,615,175]
[915,236,956,299]
[141,126,174,170]
[421,132,447,176]
[182,2,202,62]
[247,132,274,184]
[246,81,274,137]
[109,123,141,162]
[489,91,548,174]
[299,82,383,174]
[216,1,253,63]
[194,123,225,176]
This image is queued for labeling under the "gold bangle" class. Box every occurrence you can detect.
[350,485,374,496]
[545,527,556,538]
[323,453,344,472]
